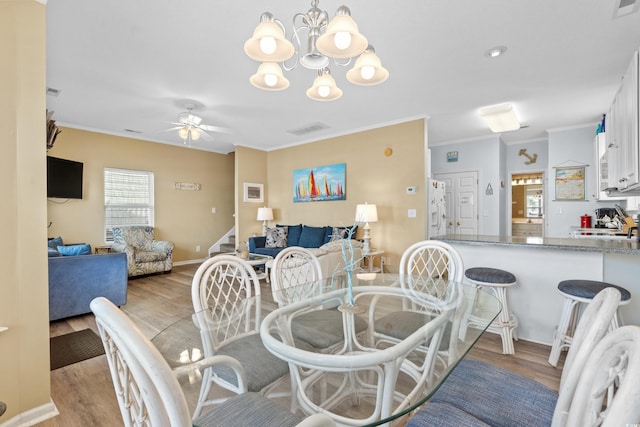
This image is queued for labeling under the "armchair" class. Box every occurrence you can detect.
[111,226,174,277]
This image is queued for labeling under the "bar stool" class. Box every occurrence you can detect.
[462,267,519,355]
[548,279,631,367]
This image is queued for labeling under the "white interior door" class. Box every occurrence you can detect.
[435,171,479,235]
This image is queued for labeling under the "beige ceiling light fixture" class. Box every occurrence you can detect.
[479,103,521,132]
[244,0,388,101]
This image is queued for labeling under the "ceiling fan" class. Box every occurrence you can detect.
[167,102,229,145]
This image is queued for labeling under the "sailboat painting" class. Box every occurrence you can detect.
[293,163,346,203]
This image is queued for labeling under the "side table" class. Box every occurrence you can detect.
[362,249,384,273]
[94,245,113,254]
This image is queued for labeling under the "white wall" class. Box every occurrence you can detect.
[431,136,502,235]
[546,125,603,237]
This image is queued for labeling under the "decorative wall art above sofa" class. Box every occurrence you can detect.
[293,163,346,203]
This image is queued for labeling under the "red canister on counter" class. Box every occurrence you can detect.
[581,214,592,228]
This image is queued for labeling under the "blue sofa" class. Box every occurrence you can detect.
[249,224,358,257]
[48,252,128,321]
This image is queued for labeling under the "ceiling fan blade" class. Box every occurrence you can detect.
[160,126,183,133]
[199,124,231,133]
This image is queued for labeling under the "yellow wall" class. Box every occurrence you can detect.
[262,120,427,272]
[0,0,51,421]
[235,146,268,243]
[46,128,235,261]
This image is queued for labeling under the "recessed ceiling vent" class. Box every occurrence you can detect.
[124,129,142,134]
[287,122,330,136]
[46,87,61,96]
[613,0,639,18]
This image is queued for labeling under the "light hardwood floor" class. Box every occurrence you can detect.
[38,264,563,426]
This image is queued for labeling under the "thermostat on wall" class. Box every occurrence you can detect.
[406,186,417,194]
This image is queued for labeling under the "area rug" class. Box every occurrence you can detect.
[50,328,105,370]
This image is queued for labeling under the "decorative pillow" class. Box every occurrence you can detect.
[48,247,63,257]
[57,244,92,256]
[329,225,359,242]
[48,236,63,251]
[265,227,288,248]
[298,225,327,248]
[277,224,302,246]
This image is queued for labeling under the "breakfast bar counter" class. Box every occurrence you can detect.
[433,234,640,345]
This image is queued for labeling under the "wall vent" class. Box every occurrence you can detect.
[46,87,61,97]
[124,129,143,134]
[613,0,639,18]
[287,122,330,136]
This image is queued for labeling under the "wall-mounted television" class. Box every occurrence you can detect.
[47,156,83,199]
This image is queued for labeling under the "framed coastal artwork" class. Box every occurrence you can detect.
[554,166,586,201]
[243,182,264,203]
[293,163,346,203]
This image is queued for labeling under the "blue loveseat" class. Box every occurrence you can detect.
[248,224,358,257]
[48,252,128,321]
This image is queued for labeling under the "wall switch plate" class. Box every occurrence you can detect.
[196,245,201,252]
[406,186,417,194]
[408,209,417,218]
[211,207,216,214]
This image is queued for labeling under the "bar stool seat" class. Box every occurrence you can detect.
[548,279,631,367]
[462,267,519,355]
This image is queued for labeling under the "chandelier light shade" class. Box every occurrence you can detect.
[307,68,343,101]
[243,13,295,63]
[355,203,378,254]
[315,7,368,59]
[250,62,290,91]
[179,126,201,145]
[346,46,389,85]
[245,0,388,101]
[479,103,521,133]
[257,207,274,236]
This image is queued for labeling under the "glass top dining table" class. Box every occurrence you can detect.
[152,272,501,426]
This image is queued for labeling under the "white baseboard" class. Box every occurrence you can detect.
[173,258,207,266]
[0,399,58,427]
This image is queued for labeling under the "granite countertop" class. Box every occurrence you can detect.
[435,234,640,255]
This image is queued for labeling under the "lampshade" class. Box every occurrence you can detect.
[256,207,274,221]
[250,62,290,91]
[346,46,389,86]
[244,14,295,63]
[479,103,521,132]
[316,7,368,59]
[306,68,343,101]
[355,203,378,223]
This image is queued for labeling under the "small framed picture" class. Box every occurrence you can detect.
[243,182,264,203]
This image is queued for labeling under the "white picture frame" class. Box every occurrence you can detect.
[243,182,264,203]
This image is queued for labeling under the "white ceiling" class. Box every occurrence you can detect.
[45,0,640,155]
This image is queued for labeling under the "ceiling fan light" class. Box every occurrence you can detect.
[346,47,389,86]
[244,14,295,62]
[316,8,368,58]
[178,127,189,140]
[479,103,521,132]
[190,128,201,140]
[306,68,342,101]
[250,62,290,91]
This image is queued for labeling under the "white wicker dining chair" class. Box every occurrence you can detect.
[270,246,368,351]
[369,240,465,373]
[407,287,630,427]
[90,297,336,427]
[190,254,291,418]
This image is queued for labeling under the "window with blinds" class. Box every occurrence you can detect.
[104,168,154,242]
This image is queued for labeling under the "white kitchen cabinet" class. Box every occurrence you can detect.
[594,132,625,200]
[608,50,640,192]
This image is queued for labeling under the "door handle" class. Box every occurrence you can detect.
[457,221,461,226]
[448,221,453,226]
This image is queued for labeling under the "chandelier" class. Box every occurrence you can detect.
[244,0,389,101]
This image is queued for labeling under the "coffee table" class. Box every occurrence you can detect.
[220,252,272,280]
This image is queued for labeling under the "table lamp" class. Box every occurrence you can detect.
[257,207,274,236]
[355,203,378,254]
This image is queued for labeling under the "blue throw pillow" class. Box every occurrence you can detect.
[57,244,92,256]
[277,224,302,246]
[48,236,63,251]
[48,247,63,257]
[298,226,327,248]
